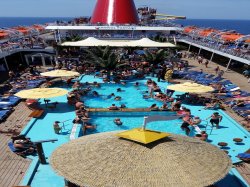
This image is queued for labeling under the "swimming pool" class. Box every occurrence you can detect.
[88,111,194,136]
[82,81,166,108]
[20,75,250,187]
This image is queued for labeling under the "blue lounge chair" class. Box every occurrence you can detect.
[195,74,215,83]
[0,109,11,121]
[237,150,250,162]
[238,153,250,159]
[232,104,250,112]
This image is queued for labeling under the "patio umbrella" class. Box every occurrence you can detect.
[40,70,80,77]
[50,131,231,187]
[167,82,214,93]
[15,88,68,99]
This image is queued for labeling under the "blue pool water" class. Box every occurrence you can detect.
[88,111,194,136]
[20,75,250,187]
[83,83,165,108]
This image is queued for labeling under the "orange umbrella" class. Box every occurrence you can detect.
[220,33,244,42]
[0,30,9,39]
[244,39,250,43]
[12,26,31,35]
[32,25,45,32]
[183,26,197,33]
[199,29,218,37]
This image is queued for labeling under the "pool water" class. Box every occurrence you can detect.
[20,75,250,187]
[88,111,194,137]
[82,82,165,108]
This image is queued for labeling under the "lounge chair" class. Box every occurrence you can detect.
[0,109,11,121]
[0,96,20,106]
[237,149,250,162]
[199,74,215,82]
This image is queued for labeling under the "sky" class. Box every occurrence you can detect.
[0,0,250,20]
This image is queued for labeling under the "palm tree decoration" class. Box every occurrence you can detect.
[151,34,167,42]
[144,49,168,66]
[86,46,128,80]
[64,34,83,42]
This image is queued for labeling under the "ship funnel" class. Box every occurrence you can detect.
[90,0,139,25]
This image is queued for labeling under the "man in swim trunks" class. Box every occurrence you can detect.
[181,116,192,135]
[206,112,223,129]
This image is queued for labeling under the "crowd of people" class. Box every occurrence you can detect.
[3,43,249,160]
[0,36,47,54]
[178,35,250,60]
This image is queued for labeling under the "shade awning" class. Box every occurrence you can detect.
[40,70,80,77]
[167,82,214,93]
[15,88,68,99]
[50,131,231,187]
[61,37,176,47]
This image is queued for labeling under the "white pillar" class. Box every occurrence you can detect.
[25,55,29,66]
[3,57,9,71]
[210,52,214,62]
[198,48,202,56]
[142,116,148,130]
[188,44,191,52]
[58,30,61,43]
[225,58,232,72]
[41,55,46,66]
[54,31,58,43]
[50,56,53,66]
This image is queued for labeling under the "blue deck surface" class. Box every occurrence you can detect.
[20,75,250,187]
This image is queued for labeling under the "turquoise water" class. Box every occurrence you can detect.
[83,83,165,108]
[88,111,194,136]
[20,75,250,187]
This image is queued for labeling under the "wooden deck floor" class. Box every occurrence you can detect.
[235,163,250,185]
[0,102,32,187]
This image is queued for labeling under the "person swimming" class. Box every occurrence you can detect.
[117,88,123,92]
[114,118,123,126]
[92,91,99,97]
[114,96,121,101]
[107,93,115,99]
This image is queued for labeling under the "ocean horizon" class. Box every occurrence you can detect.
[0,17,250,34]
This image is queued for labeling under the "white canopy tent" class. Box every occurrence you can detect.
[61,37,176,48]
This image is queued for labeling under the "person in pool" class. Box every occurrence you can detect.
[134,82,139,87]
[114,96,121,101]
[160,103,169,111]
[117,88,124,92]
[107,93,115,99]
[181,115,194,135]
[83,122,96,135]
[53,121,62,134]
[149,104,159,111]
[92,91,99,97]
[114,118,123,126]
[120,104,126,108]
[206,112,223,129]
[108,104,119,110]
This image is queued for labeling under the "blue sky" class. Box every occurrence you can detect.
[0,0,250,20]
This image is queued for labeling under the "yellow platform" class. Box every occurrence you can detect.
[116,128,170,144]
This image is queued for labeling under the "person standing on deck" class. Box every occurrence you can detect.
[205,60,209,68]
[215,66,220,75]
